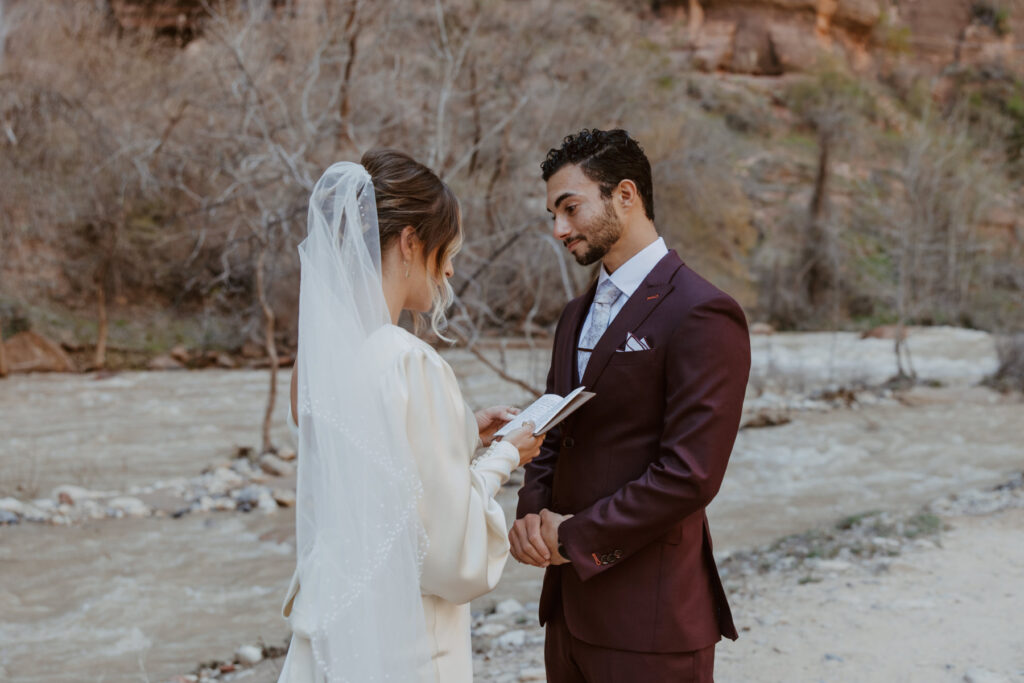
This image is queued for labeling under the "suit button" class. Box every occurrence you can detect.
[562,437,575,448]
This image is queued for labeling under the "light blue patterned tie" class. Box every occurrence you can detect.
[578,278,622,380]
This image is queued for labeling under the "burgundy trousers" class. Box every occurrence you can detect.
[544,600,716,683]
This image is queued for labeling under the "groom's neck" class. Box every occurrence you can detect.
[603,219,659,274]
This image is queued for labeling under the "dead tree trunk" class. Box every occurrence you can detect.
[256,241,279,455]
[0,326,8,377]
[801,130,836,310]
[94,275,108,370]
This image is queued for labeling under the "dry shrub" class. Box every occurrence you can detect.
[986,334,1024,392]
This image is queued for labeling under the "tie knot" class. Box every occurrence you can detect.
[594,279,621,306]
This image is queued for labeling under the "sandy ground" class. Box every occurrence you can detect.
[715,508,1024,683]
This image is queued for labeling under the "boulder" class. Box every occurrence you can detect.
[769,22,828,72]
[835,0,881,30]
[147,354,185,371]
[692,21,736,72]
[51,485,105,505]
[272,489,296,507]
[259,453,295,477]
[169,344,191,364]
[235,644,263,665]
[3,331,77,373]
[107,496,151,517]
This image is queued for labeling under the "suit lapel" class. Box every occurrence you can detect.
[579,251,683,390]
[560,292,592,392]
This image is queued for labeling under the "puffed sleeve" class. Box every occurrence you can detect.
[385,346,519,605]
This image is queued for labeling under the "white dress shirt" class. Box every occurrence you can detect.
[576,237,669,374]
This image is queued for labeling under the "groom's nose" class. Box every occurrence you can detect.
[552,217,571,240]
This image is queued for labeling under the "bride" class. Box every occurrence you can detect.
[277,150,544,683]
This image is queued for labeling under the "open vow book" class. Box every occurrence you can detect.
[494,386,596,438]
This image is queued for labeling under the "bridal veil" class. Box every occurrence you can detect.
[293,162,432,682]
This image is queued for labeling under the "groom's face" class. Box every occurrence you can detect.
[546,164,623,267]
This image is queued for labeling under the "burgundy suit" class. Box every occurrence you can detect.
[517,250,750,664]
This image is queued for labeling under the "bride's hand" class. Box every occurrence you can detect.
[503,423,544,468]
[475,405,521,446]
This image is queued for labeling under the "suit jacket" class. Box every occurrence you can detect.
[516,250,750,653]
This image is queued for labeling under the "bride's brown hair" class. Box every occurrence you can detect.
[361,148,462,338]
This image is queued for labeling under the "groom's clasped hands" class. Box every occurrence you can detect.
[475,405,571,568]
[509,509,573,568]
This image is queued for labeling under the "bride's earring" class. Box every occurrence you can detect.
[404,261,410,279]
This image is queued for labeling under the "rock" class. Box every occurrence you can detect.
[834,0,881,30]
[147,354,185,371]
[474,623,507,637]
[860,324,907,340]
[3,331,77,373]
[206,467,245,496]
[692,21,736,72]
[519,668,547,681]
[815,559,852,573]
[0,510,20,525]
[494,599,524,616]
[257,490,279,513]
[494,629,526,649]
[215,352,237,369]
[235,644,263,665]
[259,453,295,477]
[272,489,296,507]
[52,485,103,505]
[277,448,297,462]
[108,0,206,33]
[169,344,190,363]
[768,22,828,72]
[239,340,265,359]
[964,669,1010,683]
[0,497,26,515]
[107,496,150,517]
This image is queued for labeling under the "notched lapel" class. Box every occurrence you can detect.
[561,292,592,392]
[579,251,683,389]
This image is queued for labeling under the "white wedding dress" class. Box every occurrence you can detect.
[278,324,518,683]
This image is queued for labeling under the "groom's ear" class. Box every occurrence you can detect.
[614,179,639,213]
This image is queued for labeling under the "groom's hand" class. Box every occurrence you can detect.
[509,513,550,567]
[540,509,572,566]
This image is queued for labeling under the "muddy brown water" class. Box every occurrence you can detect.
[0,328,1020,682]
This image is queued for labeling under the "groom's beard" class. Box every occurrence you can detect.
[570,200,623,266]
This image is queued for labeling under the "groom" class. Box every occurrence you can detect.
[511,129,750,682]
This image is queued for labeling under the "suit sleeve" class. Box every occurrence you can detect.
[557,294,750,581]
[515,310,570,519]
[390,347,520,604]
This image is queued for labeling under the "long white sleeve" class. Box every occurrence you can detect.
[386,345,518,605]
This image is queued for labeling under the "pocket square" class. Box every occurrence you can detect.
[618,332,651,352]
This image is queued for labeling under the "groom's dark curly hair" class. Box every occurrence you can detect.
[540,128,654,221]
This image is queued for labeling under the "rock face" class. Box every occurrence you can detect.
[108,0,207,33]
[2,331,77,373]
[657,0,1022,75]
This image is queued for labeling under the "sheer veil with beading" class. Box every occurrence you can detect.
[293,162,432,682]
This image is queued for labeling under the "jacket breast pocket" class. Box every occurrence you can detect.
[606,348,657,367]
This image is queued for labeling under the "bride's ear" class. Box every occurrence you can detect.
[398,226,419,262]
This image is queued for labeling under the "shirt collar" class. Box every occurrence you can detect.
[597,237,668,298]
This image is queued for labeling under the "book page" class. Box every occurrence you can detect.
[538,387,594,433]
[494,394,564,438]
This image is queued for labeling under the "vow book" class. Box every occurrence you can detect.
[494,386,596,438]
